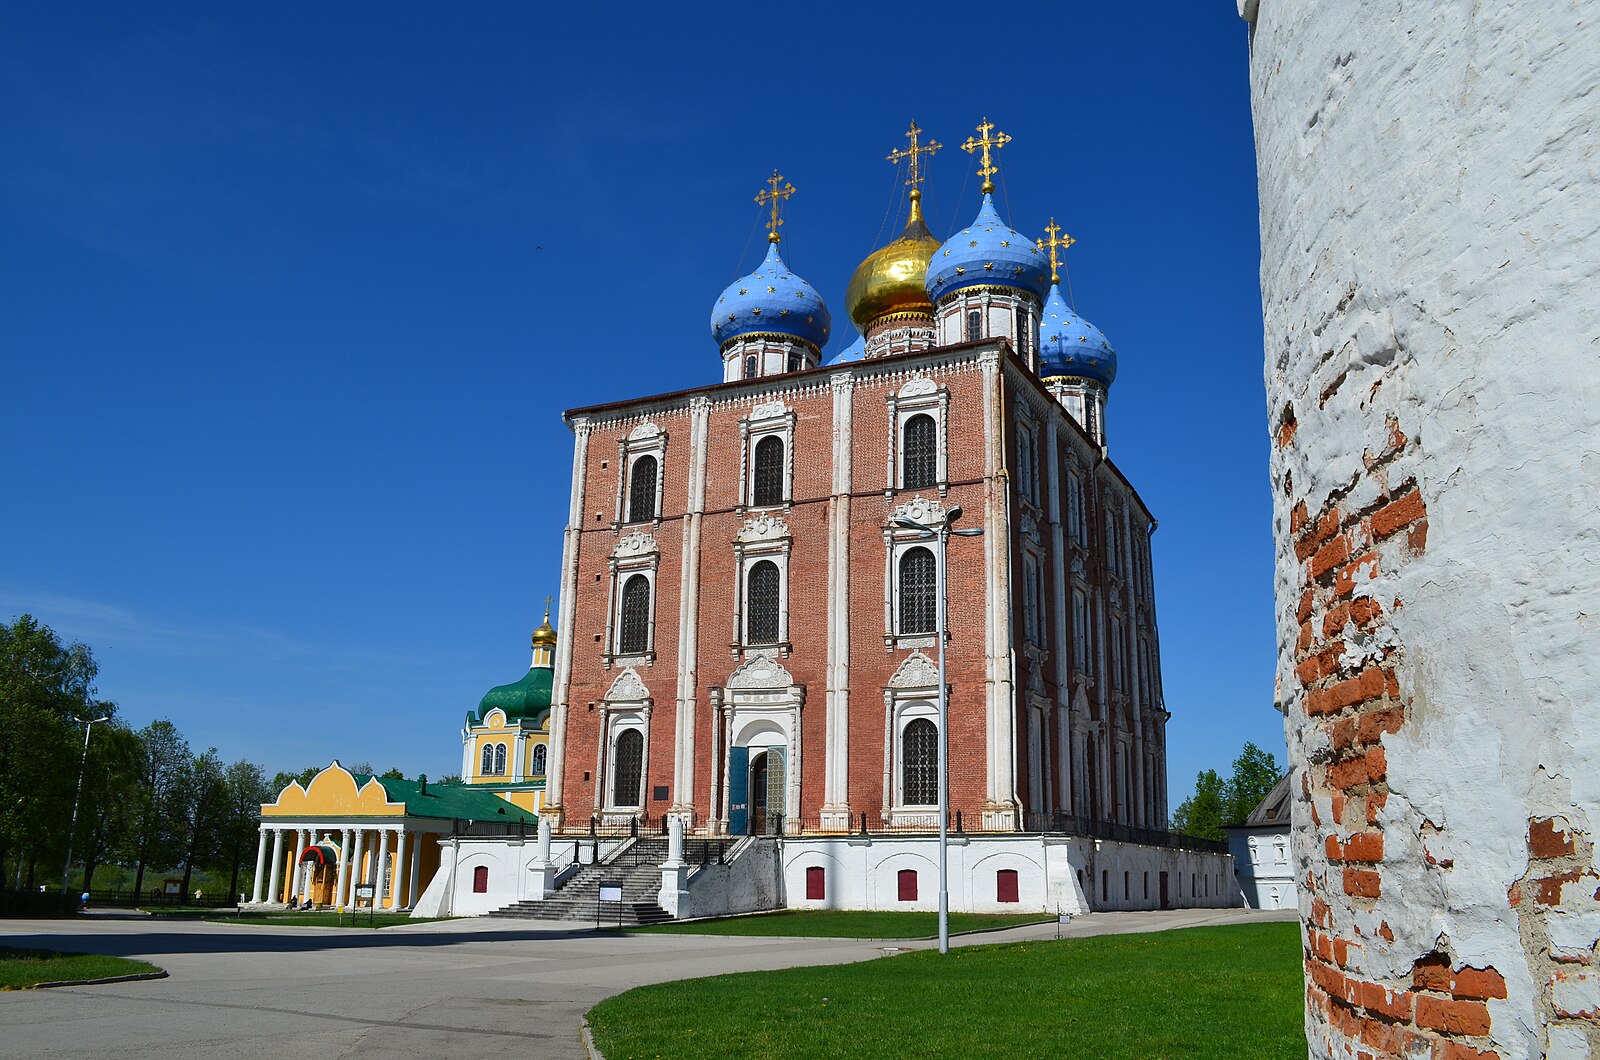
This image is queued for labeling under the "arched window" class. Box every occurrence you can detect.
[619,574,651,655]
[787,351,802,373]
[898,547,937,635]
[628,456,657,524]
[744,354,757,379]
[746,560,780,645]
[493,743,506,776]
[966,309,982,342]
[902,414,937,490]
[1015,306,1029,357]
[531,743,547,776]
[612,728,643,807]
[902,718,938,805]
[480,744,494,777]
[752,435,784,507]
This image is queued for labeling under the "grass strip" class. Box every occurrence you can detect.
[0,947,161,990]
[589,922,1305,1060]
[627,910,1053,938]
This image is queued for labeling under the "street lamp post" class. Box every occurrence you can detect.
[61,714,111,896]
[894,504,983,955]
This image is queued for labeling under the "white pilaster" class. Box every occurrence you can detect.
[250,829,270,903]
[375,828,391,907]
[546,415,592,827]
[672,397,710,821]
[822,371,854,829]
[391,829,409,908]
[335,828,353,907]
[407,833,423,907]
[350,829,368,905]
[981,349,1017,828]
[267,828,285,904]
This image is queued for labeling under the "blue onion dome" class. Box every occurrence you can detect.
[1039,284,1117,387]
[711,242,832,352]
[925,194,1051,302]
[825,334,867,366]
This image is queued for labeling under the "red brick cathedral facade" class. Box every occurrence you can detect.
[543,138,1168,842]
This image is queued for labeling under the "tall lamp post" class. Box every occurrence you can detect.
[894,504,982,955]
[61,713,111,896]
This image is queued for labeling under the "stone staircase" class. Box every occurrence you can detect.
[490,838,674,926]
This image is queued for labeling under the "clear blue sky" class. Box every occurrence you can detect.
[1,4,1277,803]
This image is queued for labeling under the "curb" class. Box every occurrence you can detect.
[581,1019,605,1060]
[28,970,168,990]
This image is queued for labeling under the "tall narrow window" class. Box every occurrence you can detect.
[787,351,802,373]
[612,729,643,806]
[752,435,784,507]
[746,560,780,645]
[627,456,657,524]
[480,745,494,777]
[493,743,507,776]
[1105,511,1120,575]
[966,309,982,342]
[903,718,938,805]
[1067,474,1084,543]
[531,743,547,776]
[1072,590,1090,671]
[744,354,757,379]
[901,414,937,490]
[898,547,937,635]
[618,574,651,655]
[1085,396,1099,440]
[1014,307,1029,357]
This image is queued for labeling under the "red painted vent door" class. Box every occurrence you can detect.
[806,866,825,900]
[897,869,918,902]
[472,866,489,893]
[996,869,1019,903]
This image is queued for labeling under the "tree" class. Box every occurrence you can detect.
[216,760,271,902]
[1223,742,1282,827]
[268,765,321,794]
[73,722,143,891]
[174,749,225,897]
[1171,769,1227,841]
[378,767,406,780]
[0,615,107,889]
[126,721,189,898]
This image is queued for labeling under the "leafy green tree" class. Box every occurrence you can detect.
[1171,768,1227,841]
[0,615,107,889]
[378,767,406,780]
[127,720,190,898]
[74,722,144,891]
[1223,742,1282,826]
[216,760,271,902]
[268,765,321,794]
[175,749,225,897]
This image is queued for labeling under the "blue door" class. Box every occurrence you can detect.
[728,746,749,836]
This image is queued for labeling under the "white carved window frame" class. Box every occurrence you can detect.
[886,377,950,495]
[1015,412,1041,509]
[605,530,660,667]
[1066,469,1085,546]
[615,421,667,527]
[881,496,952,650]
[880,652,944,826]
[1021,548,1043,644]
[739,401,795,511]
[732,513,792,657]
[596,669,652,818]
[1070,580,1092,676]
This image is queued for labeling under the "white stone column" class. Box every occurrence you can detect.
[375,829,391,908]
[347,829,367,906]
[250,829,270,903]
[267,828,285,903]
[391,829,409,908]
[672,397,710,822]
[545,415,592,828]
[407,833,423,906]
[334,828,353,906]
[821,371,854,829]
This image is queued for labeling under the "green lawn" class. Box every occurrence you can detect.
[589,922,1305,1060]
[210,911,452,929]
[628,910,1052,938]
[0,947,161,990]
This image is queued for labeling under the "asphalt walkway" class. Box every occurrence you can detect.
[1,907,1295,1058]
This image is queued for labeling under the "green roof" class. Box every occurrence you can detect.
[352,774,541,825]
[470,664,553,727]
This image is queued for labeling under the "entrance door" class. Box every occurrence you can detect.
[751,749,785,836]
[1159,871,1170,910]
[750,752,769,836]
[728,746,750,836]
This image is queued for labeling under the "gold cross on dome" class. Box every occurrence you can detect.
[755,170,796,244]
[543,594,552,620]
[1037,217,1076,284]
[961,117,1012,194]
[887,121,942,194]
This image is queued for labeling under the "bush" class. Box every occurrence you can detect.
[0,889,81,918]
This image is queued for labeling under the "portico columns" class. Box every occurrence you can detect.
[375,829,391,907]
[348,829,367,906]
[335,828,353,907]
[407,834,423,905]
[267,828,285,903]
[251,830,270,903]
[391,829,409,908]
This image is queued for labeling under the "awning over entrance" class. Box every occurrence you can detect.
[298,844,339,866]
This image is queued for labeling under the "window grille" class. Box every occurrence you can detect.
[531,743,547,776]
[618,574,651,655]
[746,560,780,645]
[1014,306,1029,357]
[902,718,938,805]
[752,435,784,507]
[966,309,982,342]
[898,547,937,635]
[901,414,937,490]
[480,745,494,777]
[627,456,657,524]
[493,743,506,775]
[612,729,643,806]
[744,355,757,379]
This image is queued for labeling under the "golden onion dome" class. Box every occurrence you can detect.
[845,192,941,332]
[531,603,557,648]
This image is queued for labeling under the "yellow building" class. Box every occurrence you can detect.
[249,617,556,908]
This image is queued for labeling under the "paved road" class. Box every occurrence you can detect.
[1,908,1295,1059]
